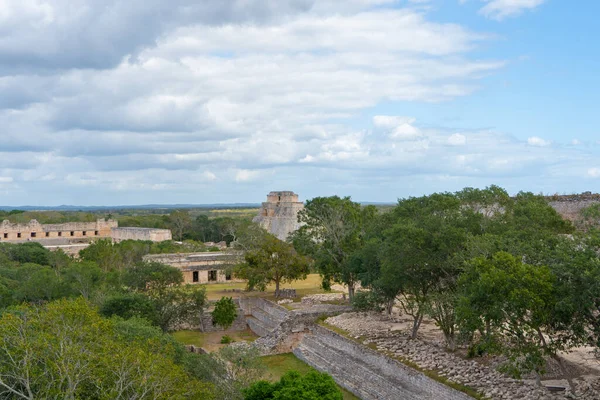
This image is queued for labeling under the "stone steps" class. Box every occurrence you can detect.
[296,336,428,400]
[246,316,273,337]
[294,331,473,400]
[250,307,284,330]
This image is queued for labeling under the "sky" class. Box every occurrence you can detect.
[1,0,599,206]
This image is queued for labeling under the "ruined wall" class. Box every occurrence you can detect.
[0,219,116,243]
[111,227,172,243]
[546,193,600,222]
[143,252,241,284]
[253,191,304,241]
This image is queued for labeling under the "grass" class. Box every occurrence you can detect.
[317,321,485,400]
[171,328,258,352]
[204,273,340,301]
[261,353,360,400]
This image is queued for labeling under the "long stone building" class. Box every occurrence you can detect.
[253,191,304,241]
[0,219,172,245]
[143,252,240,284]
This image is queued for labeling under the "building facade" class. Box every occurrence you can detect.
[0,219,171,245]
[253,191,304,241]
[0,219,117,243]
[142,251,241,284]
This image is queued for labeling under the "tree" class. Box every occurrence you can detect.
[100,292,158,323]
[190,345,266,400]
[0,298,214,399]
[243,371,342,400]
[62,261,103,299]
[457,252,575,389]
[170,210,192,241]
[292,196,376,300]
[212,297,238,330]
[379,192,472,341]
[79,239,123,271]
[121,262,208,332]
[237,233,310,297]
[122,261,184,291]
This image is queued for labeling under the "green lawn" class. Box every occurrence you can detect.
[261,353,360,400]
[205,273,340,301]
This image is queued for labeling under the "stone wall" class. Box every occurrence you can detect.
[253,191,304,241]
[0,219,116,243]
[239,297,290,337]
[111,227,172,242]
[294,325,473,400]
[546,193,600,222]
[176,299,247,332]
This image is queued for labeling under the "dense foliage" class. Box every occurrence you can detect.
[212,296,238,330]
[293,186,600,389]
[0,298,214,399]
[244,371,343,400]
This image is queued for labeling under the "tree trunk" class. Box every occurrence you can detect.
[386,299,394,315]
[536,328,576,393]
[444,333,456,351]
[411,313,423,339]
[348,282,355,302]
[550,353,576,394]
[275,280,280,298]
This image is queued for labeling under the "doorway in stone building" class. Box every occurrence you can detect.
[208,270,217,282]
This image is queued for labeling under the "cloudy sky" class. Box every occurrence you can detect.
[1,0,599,206]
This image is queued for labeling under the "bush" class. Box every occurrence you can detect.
[351,290,383,312]
[244,370,343,400]
[212,297,238,330]
[220,335,234,344]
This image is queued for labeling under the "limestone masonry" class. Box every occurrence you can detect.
[143,251,239,284]
[253,191,304,241]
[546,192,600,221]
[112,227,172,242]
[0,219,171,245]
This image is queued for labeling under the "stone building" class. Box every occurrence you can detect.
[143,252,240,284]
[111,227,172,243]
[253,191,304,241]
[0,219,117,243]
[0,219,171,245]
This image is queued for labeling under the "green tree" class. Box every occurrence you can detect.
[0,298,214,399]
[100,292,158,324]
[122,261,184,291]
[379,192,472,341]
[79,239,123,271]
[244,370,342,400]
[170,210,192,241]
[292,196,376,300]
[212,297,238,330]
[62,261,103,299]
[237,233,310,297]
[190,345,265,400]
[457,252,574,388]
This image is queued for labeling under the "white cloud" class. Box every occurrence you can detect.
[588,168,600,178]
[479,0,546,20]
[527,136,551,147]
[447,133,467,146]
[235,169,261,182]
[2,1,592,205]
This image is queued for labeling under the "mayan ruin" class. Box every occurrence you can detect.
[253,191,304,241]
